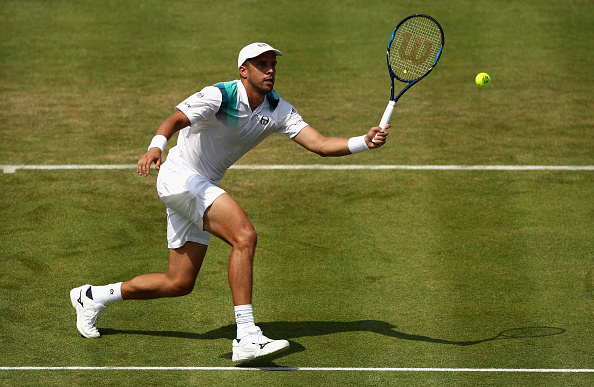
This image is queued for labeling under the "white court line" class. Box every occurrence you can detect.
[2,164,594,173]
[232,165,594,171]
[1,164,138,173]
[1,367,592,372]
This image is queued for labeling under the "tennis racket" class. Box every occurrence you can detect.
[374,14,444,142]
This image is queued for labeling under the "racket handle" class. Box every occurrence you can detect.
[379,101,395,129]
[373,101,395,143]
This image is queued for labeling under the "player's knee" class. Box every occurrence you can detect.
[235,226,257,252]
[168,279,195,296]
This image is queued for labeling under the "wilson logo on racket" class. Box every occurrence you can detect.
[398,32,433,65]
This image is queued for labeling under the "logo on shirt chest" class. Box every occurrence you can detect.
[259,116,270,126]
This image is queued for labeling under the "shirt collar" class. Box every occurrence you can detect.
[236,79,269,113]
[236,80,250,108]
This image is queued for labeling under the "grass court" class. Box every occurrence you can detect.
[1,0,592,385]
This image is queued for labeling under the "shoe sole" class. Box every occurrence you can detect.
[232,340,290,362]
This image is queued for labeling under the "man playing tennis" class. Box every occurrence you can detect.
[70,42,389,362]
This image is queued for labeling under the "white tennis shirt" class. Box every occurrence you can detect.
[167,80,309,182]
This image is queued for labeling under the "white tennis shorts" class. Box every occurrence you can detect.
[156,160,226,249]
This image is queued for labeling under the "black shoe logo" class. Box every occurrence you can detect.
[77,290,84,307]
[254,341,271,349]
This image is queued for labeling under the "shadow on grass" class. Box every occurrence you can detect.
[101,320,565,347]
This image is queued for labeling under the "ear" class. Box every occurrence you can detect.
[238,63,249,79]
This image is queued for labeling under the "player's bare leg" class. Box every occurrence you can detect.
[120,242,208,299]
[202,193,289,362]
[70,242,207,338]
[202,193,256,306]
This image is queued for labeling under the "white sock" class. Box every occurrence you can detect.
[90,283,123,305]
[234,304,256,340]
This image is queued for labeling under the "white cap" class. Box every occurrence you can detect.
[238,42,283,69]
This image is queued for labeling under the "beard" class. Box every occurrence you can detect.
[247,77,274,95]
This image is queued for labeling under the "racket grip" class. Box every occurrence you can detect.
[379,101,395,129]
[373,101,395,143]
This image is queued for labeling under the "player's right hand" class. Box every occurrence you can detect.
[137,148,162,176]
[369,124,390,147]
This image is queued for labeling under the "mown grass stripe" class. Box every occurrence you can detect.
[1,367,592,372]
[2,164,593,173]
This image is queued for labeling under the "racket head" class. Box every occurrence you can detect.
[387,14,444,84]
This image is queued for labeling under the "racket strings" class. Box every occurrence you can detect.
[389,16,442,81]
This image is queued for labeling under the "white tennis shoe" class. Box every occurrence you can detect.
[232,327,289,362]
[70,284,105,338]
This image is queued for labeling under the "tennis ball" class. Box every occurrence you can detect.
[475,72,490,87]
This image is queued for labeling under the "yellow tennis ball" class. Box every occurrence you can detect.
[475,72,490,87]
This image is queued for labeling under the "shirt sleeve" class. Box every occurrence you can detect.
[176,86,222,126]
[275,100,309,139]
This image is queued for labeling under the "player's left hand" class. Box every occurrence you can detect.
[136,148,162,176]
[366,124,390,148]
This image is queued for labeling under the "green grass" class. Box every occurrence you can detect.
[1,170,593,385]
[1,0,593,385]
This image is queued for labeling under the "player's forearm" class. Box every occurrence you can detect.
[314,137,352,157]
[318,134,377,157]
[294,125,383,157]
[155,111,190,140]
[147,111,191,153]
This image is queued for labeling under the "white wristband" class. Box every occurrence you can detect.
[148,135,167,153]
[348,135,370,154]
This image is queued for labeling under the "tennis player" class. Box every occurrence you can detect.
[70,42,389,362]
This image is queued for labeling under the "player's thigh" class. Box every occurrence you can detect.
[202,193,256,247]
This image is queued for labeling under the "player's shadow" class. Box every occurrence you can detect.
[101,320,565,363]
[197,321,565,346]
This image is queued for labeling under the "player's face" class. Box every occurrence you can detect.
[243,51,277,95]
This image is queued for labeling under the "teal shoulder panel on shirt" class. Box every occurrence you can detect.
[214,81,239,129]
[214,81,281,128]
